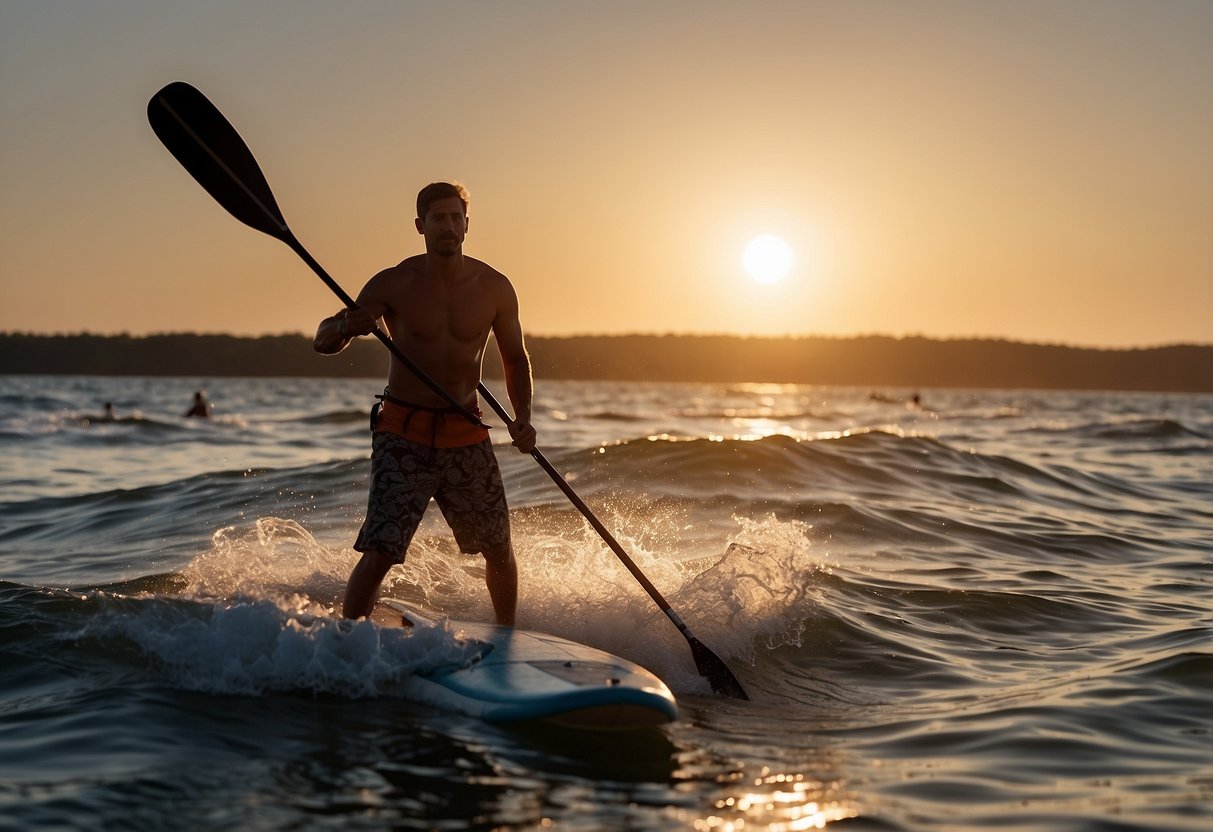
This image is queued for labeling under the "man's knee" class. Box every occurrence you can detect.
[480,542,515,567]
[352,549,396,580]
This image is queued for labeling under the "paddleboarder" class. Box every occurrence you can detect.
[313,182,535,627]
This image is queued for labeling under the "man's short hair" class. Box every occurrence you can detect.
[416,182,470,221]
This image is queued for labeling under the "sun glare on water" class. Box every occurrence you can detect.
[742,235,794,283]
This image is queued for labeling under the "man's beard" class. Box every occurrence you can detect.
[434,238,461,257]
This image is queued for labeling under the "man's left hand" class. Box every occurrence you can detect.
[509,419,537,454]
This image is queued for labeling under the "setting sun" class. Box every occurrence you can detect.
[742,235,794,284]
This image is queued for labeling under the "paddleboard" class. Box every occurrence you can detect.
[380,598,678,730]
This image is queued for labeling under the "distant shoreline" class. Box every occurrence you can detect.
[2,332,1210,392]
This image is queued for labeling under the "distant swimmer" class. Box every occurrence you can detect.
[184,390,210,418]
[80,402,118,427]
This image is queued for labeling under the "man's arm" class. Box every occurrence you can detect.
[493,278,536,453]
[313,311,352,354]
[313,276,390,355]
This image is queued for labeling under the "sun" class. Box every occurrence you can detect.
[742,235,794,283]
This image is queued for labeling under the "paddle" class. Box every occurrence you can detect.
[147,81,748,700]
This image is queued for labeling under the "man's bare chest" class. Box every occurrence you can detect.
[387,283,495,345]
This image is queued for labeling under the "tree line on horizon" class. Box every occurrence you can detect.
[0,332,1210,392]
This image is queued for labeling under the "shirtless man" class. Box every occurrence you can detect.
[313,182,536,626]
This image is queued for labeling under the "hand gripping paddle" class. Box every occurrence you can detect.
[147,81,748,699]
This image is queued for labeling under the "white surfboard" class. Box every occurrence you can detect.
[380,598,678,730]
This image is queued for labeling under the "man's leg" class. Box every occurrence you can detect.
[343,550,395,619]
[437,439,516,626]
[350,432,435,620]
[481,543,517,627]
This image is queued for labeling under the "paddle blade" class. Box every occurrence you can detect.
[689,637,749,700]
[147,81,291,242]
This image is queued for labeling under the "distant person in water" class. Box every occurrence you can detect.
[313,182,535,626]
[184,391,210,418]
[103,402,116,421]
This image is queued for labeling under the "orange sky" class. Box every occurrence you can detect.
[2,1,1210,347]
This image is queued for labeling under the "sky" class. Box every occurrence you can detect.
[1,0,1210,348]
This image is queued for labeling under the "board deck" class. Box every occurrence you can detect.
[380,598,678,730]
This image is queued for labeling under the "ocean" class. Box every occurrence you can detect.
[0,374,1209,831]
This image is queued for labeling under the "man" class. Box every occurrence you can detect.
[314,182,535,626]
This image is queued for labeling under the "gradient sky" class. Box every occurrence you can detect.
[2,0,1210,347]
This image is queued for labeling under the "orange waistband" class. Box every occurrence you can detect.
[374,399,491,448]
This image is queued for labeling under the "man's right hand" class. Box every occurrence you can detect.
[340,306,381,339]
[314,306,383,354]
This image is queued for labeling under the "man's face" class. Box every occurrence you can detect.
[415,196,468,257]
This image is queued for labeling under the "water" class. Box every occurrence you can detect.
[1,374,1210,831]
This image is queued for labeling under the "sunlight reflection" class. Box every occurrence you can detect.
[728,383,805,396]
[694,770,857,830]
[729,418,801,441]
[810,424,907,441]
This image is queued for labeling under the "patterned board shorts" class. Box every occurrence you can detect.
[354,433,510,561]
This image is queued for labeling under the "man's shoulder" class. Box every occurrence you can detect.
[466,257,511,289]
[393,255,428,275]
[368,257,424,285]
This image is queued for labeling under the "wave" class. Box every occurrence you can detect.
[1018,417,1208,442]
[7,424,1197,584]
[295,409,370,426]
[0,411,250,442]
[530,430,1148,511]
[0,460,365,580]
[2,507,1207,733]
[580,410,647,422]
[0,581,484,699]
[670,406,843,421]
[7,428,1030,517]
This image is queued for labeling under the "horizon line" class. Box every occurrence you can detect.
[2,329,1211,352]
